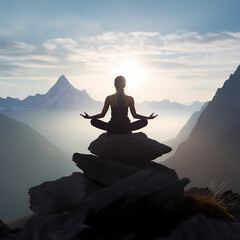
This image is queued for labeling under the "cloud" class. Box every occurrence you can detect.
[0,81,15,87]
[0,30,240,102]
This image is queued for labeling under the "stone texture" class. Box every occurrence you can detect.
[29,172,100,215]
[157,214,240,240]
[73,153,138,185]
[0,220,11,239]
[20,168,189,240]
[88,132,172,164]
[78,168,190,239]
[73,153,177,186]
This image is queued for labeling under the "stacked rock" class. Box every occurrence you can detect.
[9,133,191,240]
[72,132,174,185]
[3,133,240,240]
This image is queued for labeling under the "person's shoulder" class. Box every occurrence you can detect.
[105,94,114,102]
[125,95,134,104]
[126,95,134,101]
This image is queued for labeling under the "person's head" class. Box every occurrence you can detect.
[114,76,126,93]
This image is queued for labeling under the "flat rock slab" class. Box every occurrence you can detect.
[88,132,172,164]
[72,153,177,186]
[73,153,138,185]
[29,172,100,215]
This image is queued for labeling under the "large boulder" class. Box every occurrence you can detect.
[78,168,190,239]
[21,168,189,240]
[88,132,172,164]
[29,172,100,215]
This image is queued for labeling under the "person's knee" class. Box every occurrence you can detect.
[142,118,148,126]
[91,118,97,126]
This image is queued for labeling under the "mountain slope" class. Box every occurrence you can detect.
[0,75,101,111]
[0,97,21,110]
[157,102,208,162]
[0,113,77,222]
[163,65,240,192]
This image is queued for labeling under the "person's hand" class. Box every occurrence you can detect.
[80,112,91,119]
[148,113,158,119]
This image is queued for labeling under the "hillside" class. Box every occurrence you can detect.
[0,114,77,221]
[157,102,208,162]
[164,65,240,192]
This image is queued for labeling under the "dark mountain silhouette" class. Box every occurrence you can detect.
[163,65,240,193]
[0,113,77,222]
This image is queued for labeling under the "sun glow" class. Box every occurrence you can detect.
[111,61,146,90]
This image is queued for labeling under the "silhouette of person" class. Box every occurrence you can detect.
[80,76,157,134]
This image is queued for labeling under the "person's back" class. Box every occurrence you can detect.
[80,75,157,135]
[109,94,131,134]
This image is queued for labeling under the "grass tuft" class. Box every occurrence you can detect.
[184,193,236,222]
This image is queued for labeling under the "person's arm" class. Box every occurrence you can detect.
[80,96,110,119]
[129,97,158,120]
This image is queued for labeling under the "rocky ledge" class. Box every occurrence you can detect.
[2,133,240,240]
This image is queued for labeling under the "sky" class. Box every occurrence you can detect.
[1,0,240,104]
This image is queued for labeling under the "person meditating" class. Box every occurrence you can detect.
[80,76,157,135]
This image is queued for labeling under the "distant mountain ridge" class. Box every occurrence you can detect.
[0,75,204,113]
[0,96,21,109]
[0,75,100,111]
[137,100,204,116]
[140,99,203,110]
[163,65,240,193]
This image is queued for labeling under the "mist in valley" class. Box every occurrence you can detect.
[4,107,196,160]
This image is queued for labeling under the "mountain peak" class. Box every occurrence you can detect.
[46,75,75,98]
[215,65,240,99]
[55,75,72,87]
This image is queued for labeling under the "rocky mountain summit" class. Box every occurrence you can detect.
[1,133,240,239]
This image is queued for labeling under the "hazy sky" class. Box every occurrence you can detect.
[1,0,240,103]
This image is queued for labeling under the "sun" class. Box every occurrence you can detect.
[111,61,146,90]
